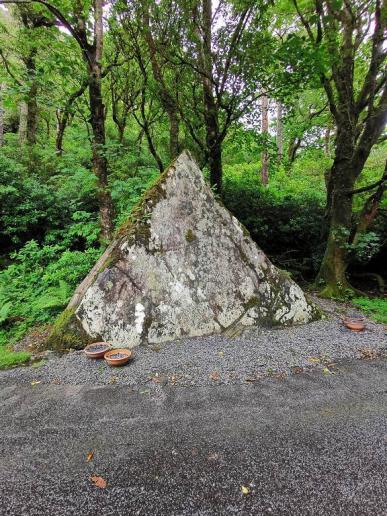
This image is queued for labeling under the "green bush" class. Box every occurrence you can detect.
[352,297,387,324]
[0,241,102,347]
[222,161,326,279]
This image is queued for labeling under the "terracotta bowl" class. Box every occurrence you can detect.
[343,317,365,332]
[84,342,111,359]
[104,348,133,367]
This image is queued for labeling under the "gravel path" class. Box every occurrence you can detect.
[1,298,385,387]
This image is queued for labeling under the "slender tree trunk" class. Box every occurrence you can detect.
[287,136,301,163]
[261,93,269,185]
[56,80,88,154]
[0,83,4,147]
[87,0,114,242]
[168,110,179,160]
[201,0,222,192]
[18,101,28,144]
[55,110,67,155]
[276,102,283,161]
[25,53,38,146]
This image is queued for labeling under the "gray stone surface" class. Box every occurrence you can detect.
[58,150,317,349]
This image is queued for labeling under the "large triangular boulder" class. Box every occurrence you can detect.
[47,150,319,350]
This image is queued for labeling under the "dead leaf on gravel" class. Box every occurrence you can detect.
[86,451,94,462]
[208,452,219,461]
[210,371,220,381]
[52,379,60,385]
[108,376,117,384]
[307,357,320,363]
[31,380,41,386]
[290,366,303,374]
[218,351,224,357]
[322,367,335,375]
[241,485,250,495]
[90,475,106,488]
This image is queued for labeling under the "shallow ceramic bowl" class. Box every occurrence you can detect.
[104,348,133,367]
[84,342,111,359]
[343,317,365,332]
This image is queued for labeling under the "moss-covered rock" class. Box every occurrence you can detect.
[45,150,319,350]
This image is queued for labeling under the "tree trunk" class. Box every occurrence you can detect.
[55,110,67,155]
[201,0,222,192]
[276,102,283,161]
[0,83,4,147]
[316,120,356,296]
[18,101,28,144]
[315,167,354,296]
[56,80,88,154]
[87,0,114,242]
[25,53,38,145]
[168,110,179,160]
[261,93,269,185]
[287,136,301,163]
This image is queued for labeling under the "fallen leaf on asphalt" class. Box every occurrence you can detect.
[241,485,250,495]
[90,475,106,488]
[208,452,219,461]
[210,371,220,381]
[31,380,41,386]
[218,351,224,357]
[307,357,320,363]
[86,451,94,462]
[108,376,117,384]
[322,367,334,375]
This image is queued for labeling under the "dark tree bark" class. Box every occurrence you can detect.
[24,51,38,145]
[276,102,283,161]
[294,0,387,296]
[87,0,114,241]
[0,83,4,147]
[199,0,222,192]
[261,92,269,185]
[287,136,301,163]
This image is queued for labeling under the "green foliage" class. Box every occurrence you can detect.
[222,158,326,279]
[0,241,102,347]
[352,297,387,324]
[0,346,30,370]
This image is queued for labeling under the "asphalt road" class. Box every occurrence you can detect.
[0,358,386,516]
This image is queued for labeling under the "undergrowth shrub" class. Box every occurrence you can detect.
[222,162,326,280]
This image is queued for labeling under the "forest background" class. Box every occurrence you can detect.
[0,0,385,367]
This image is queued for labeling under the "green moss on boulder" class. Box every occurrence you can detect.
[44,308,95,351]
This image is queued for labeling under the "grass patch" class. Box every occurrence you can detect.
[0,346,30,370]
[352,297,387,324]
